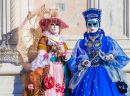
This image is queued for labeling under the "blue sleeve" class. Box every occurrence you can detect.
[105,36,130,68]
[66,39,89,73]
[66,56,79,73]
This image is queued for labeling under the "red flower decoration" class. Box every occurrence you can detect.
[56,83,60,88]
[56,88,61,92]
[44,76,55,89]
[62,84,65,89]
[61,89,64,92]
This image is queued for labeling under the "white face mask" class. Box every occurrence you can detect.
[48,23,60,34]
[87,19,99,33]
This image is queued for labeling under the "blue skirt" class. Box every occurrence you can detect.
[71,65,125,96]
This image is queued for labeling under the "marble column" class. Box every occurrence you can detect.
[126,0,129,37]
[2,0,6,35]
[87,0,90,9]
[8,0,20,45]
[129,0,130,38]
[87,0,100,9]
[123,0,126,35]
[21,0,29,23]
[90,0,94,8]
[99,0,124,37]
[10,0,19,31]
[0,0,2,40]
[29,0,34,12]
[6,0,10,33]
[0,0,11,40]
[94,0,99,9]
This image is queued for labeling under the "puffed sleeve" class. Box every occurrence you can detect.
[104,36,130,69]
[66,39,89,73]
[30,36,49,71]
[37,36,48,52]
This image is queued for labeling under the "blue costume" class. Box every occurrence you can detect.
[67,8,130,96]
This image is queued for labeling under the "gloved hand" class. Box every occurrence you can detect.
[82,60,91,67]
[57,44,65,55]
[105,54,114,61]
[65,53,71,61]
[99,50,114,61]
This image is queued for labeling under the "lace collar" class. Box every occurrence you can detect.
[43,31,61,43]
[43,31,65,45]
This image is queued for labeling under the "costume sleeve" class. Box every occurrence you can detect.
[66,39,89,73]
[37,36,48,51]
[103,36,130,69]
[66,39,89,91]
[99,36,130,83]
[30,36,49,71]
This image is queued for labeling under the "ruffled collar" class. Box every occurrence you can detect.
[89,31,99,36]
[43,31,61,43]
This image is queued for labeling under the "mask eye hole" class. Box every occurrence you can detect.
[56,23,59,26]
[88,23,91,26]
[51,23,55,26]
[93,23,97,26]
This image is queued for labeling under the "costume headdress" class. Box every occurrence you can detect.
[39,9,69,31]
[82,8,102,22]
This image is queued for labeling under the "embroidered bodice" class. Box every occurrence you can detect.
[85,29,103,65]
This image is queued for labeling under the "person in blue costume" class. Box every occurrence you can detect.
[66,8,130,96]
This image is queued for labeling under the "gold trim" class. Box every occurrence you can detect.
[89,33,99,42]
[64,44,68,50]
[37,44,47,52]
[95,43,100,47]
[88,42,92,47]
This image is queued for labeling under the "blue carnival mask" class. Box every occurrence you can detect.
[87,20,99,28]
[87,19,99,33]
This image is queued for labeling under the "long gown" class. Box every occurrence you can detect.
[67,28,130,96]
[23,31,70,96]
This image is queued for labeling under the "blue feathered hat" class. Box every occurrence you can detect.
[82,8,102,22]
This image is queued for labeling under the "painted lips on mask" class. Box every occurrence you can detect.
[91,29,94,31]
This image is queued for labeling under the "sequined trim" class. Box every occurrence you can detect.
[37,44,47,52]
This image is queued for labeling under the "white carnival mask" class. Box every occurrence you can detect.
[87,19,99,33]
[48,22,60,34]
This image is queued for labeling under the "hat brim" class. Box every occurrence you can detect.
[39,17,69,31]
